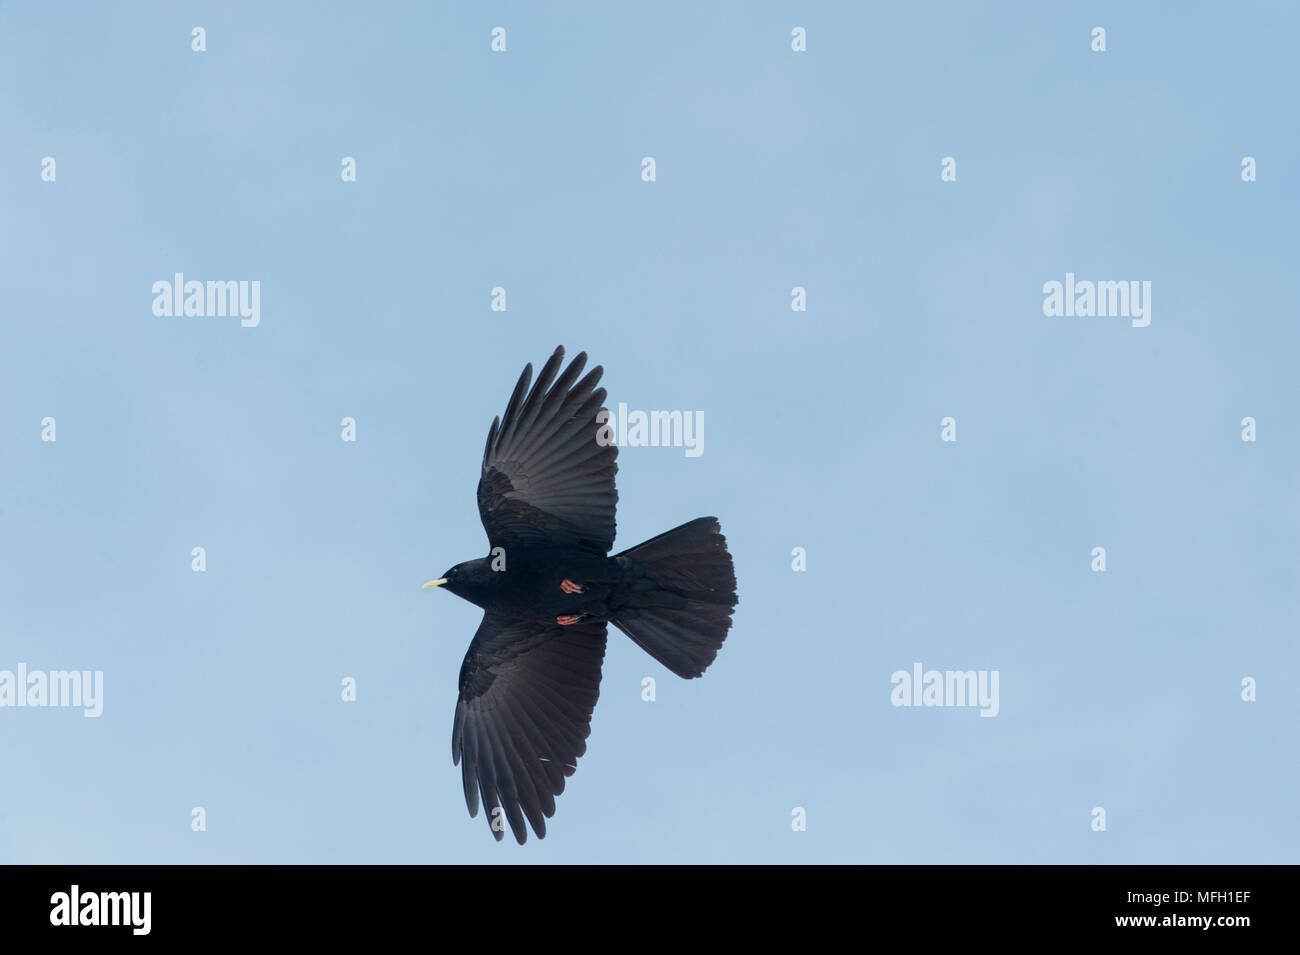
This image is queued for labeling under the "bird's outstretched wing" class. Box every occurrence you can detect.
[453,611,608,844]
[477,346,618,555]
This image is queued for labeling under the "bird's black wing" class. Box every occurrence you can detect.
[453,611,608,843]
[477,346,618,555]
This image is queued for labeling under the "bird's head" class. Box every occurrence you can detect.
[423,557,497,608]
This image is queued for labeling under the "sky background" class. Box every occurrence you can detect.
[1,1,1297,864]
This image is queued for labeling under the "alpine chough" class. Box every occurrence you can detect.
[424,346,738,843]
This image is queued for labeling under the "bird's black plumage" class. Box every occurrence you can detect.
[477,347,618,555]
[429,346,738,843]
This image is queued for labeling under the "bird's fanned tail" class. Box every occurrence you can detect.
[610,517,738,679]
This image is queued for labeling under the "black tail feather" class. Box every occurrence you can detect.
[611,517,738,679]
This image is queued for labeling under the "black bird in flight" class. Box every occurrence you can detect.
[424,346,738,844]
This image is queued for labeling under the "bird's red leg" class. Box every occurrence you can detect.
[556,614,585,626]
[560,578,584,595]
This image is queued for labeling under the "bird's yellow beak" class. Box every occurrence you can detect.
[422,578,448,589]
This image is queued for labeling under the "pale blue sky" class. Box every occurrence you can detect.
[1,1,1297,863]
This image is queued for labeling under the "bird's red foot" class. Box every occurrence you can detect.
[560,578,584,595]
[556,614,585,626]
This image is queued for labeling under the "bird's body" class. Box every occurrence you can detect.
[427,346,738,844]
[440,546,621,623]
